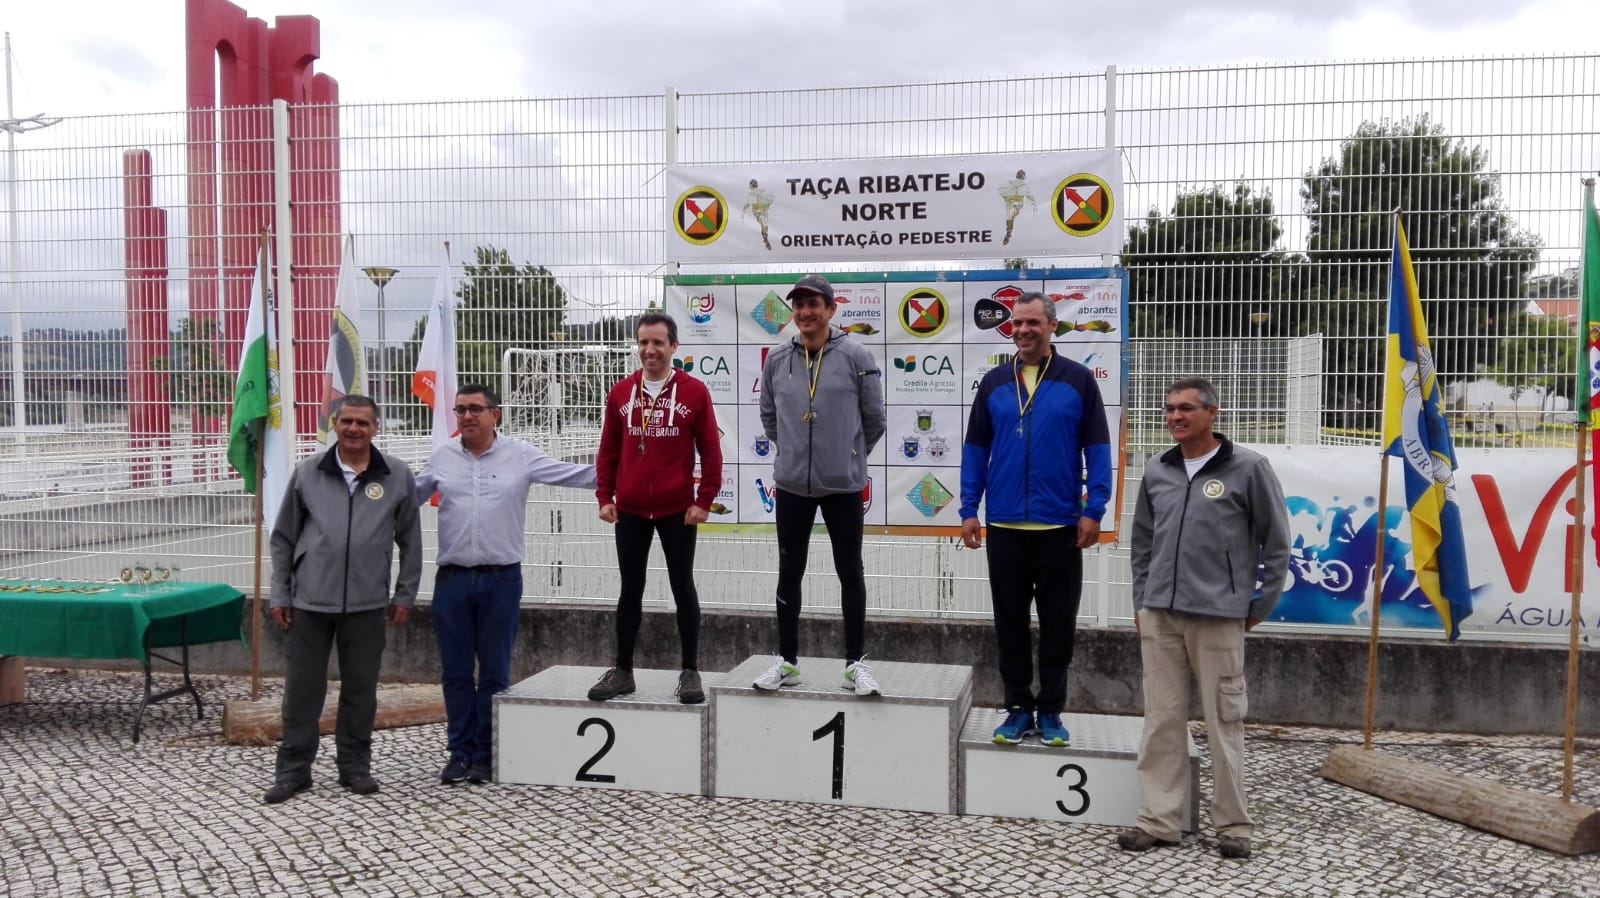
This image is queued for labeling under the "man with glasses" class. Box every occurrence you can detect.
[960,291,1112,748]
[1117,377,1289,860]
[416,384,596,786]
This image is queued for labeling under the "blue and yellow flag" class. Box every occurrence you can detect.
[1381,214,1472,640]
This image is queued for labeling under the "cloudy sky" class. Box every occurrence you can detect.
[6,0,1598,115]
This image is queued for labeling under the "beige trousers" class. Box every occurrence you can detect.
[1134,607,1253,840]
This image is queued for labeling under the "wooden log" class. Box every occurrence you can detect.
[222,683,445,746]
[0,656,23,707]
[1321,744,1600,856]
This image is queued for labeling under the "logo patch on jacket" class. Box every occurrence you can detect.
[364,483,385,500]
[1202,479,1224,499]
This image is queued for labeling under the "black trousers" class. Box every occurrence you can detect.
[275,607,387,783]
[613,509,701,670]
[984,526,1083,713]
[774,488,867,665]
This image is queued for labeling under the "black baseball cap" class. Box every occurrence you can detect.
[786,274,835,304]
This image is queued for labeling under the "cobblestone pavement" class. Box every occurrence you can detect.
[2,667,1598,897]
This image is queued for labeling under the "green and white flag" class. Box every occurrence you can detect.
[227,242,291,528]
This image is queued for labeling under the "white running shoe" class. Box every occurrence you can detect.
[753,656,802,690]
[843,659,882,696]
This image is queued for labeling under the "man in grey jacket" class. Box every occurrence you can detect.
[1118,377,1289,860]
[263,396,422,804]
[754,275,887,695]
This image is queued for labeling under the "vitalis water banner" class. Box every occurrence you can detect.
[1249,445,1597,641]
[664,150,1124,264]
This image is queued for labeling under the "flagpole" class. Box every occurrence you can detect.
[249,228,270,702]
[1564,177,1597,801]
[1362,453,1391,751]
[1565,420,1586,800]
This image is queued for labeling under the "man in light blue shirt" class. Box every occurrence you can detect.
[416,383,596,785]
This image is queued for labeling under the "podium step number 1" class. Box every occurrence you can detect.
[711,656,972,815]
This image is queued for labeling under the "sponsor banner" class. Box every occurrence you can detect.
[665,150,1124,263]
[887,405,964,468]
[963,278,1122,344]
[831,283,887,345]
[887,466,965,527]
[671,345,739,404]
[1253,446,1599,639]
[673,268,1127,537]
[665,284,739,344]
[694,464,739,521]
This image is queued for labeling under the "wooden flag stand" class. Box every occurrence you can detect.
[1320,205,1600,856]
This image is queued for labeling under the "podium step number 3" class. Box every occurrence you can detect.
[495,666,710,796]
[960,709,1199,830]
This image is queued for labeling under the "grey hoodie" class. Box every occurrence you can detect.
[759,328,886,497]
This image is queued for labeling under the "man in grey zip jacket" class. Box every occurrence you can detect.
[263,396,423,804]
[1119,377,1289,860]
[753,274,887,695]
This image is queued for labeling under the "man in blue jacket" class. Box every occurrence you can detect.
[960,291,1111,747]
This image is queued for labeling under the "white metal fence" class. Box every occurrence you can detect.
[2,56,1596,641]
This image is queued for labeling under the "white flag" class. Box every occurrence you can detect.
[319,234,368,445]
[227,242,291,529]
[411,245,458,448]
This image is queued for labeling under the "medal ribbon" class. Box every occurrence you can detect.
[1013,351,1052,431]
[804,343,826,421]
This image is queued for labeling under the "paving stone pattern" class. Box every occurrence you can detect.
[2,668,1598,897]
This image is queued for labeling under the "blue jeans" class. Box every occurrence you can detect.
[432,564,522,766]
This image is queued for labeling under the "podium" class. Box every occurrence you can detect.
[495,666,711,796]
[494,655,1199,831]
[960,709,1199,830]
[710,656,971,814]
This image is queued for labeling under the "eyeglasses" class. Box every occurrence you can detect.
[1163,403,1207,414]
[453,404,496,416]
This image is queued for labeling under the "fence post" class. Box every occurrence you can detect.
[272,99,297,452]
[1102,64,1119,270]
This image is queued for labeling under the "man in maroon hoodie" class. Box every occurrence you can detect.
[589,313,724,704]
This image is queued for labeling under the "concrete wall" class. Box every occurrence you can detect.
[50,604,1598,737]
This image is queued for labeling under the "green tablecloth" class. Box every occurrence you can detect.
[0,579,245,661]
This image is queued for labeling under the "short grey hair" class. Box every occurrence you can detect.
[1167,377,1219,409]
[1014,291,1057,323]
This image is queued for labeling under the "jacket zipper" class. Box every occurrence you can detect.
[342,477,356,613]
[1165,470,1195,608]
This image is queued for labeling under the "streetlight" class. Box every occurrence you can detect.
[362,266,397,410]
[4,32,63,449]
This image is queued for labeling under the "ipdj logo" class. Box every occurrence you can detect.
[688,292,716,323]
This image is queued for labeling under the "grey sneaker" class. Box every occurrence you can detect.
[842,659,881,696]
[676,669,705,704]
[587,668,636,701]
[753,657,801,690]
[1218,835,1253,859]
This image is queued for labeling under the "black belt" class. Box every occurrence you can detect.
[440,563,519,574]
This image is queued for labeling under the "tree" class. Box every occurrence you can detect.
[1122,182,1300,339]
[167,317,231,422]
[1300,116,1541,426]
[1485,311,1574,403]
[452,245,569,383]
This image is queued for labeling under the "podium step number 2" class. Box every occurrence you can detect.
[495,666,710,796]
